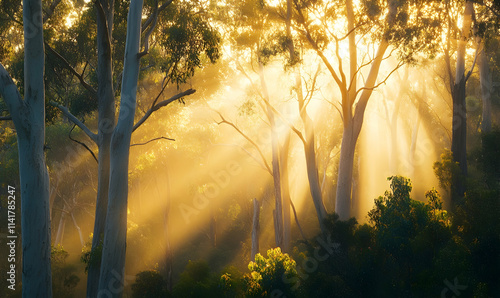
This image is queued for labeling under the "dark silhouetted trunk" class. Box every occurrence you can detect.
[251,198,260,260]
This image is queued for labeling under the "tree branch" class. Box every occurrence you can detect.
[215,111,273,175]
[141,0,173,32]
[131,136,175,147]
[139,0,159,57]
[132,88,196,132]
[465,45,480,82]
[50,101,98,143]
[69,124,98,163]
[45,43,97,98]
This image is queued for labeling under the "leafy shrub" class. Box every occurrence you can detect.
[131,270,169,298]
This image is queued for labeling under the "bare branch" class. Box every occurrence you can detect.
[0,116,12,121]
[215,111,273,175]
[50,101,98,143]
[142,0,173,32]
[69,124,98,162]
[465,45,480,82]
[354,61,403,99]
[139,0,160,57]
[131,136,175,147]
[132,88,196,132]
[45,43,97,98]
[211,142,271,174]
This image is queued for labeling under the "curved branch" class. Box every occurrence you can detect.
[215,111,273,175]
[139,0,159,57]
[131,136,175,147]
[142,0,173,32]
[69,124,98,163]
[50,101,98,143]
[45,43,97,98]
[132,88,196,132]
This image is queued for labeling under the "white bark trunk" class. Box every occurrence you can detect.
[87,1,116,296]
[280,134,292,252]
[0,0,52,296]
[98,0,143,296]
[335,123,356,220]
[286,0,327,233]
[258,63,283,248]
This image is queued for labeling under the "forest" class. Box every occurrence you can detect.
[0,0,499,297]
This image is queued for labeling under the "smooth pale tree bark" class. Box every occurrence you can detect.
[286,0,327,233]
[478,41,492,133]
[258,63,284,248]
[280,133,292,252]
[296,0,394,220]
[98,0,143,296]
[336,41,390,220]
[251,198,260,260]
[0,0,52,296]
[87,1,116,296]
[451,0,473,204]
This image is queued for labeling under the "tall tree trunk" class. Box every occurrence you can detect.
[333,0,394,220]
[409,107,421,178]
[335,41,389,220]
[451,0,473,204]
[0,0,52,296]
[478,41,492,133]
[335,122,356,220]
[286,0,327,233]
[98,0,143,296]
[251,198,260,260]
[258,63,284,248]
[280,133,292,252]
[87,1,116,295]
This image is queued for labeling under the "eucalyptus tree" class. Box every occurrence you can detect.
[290,0,443,219]
[214,0,289,249]
[0,0,52,296]
[35,0,220,296]
[441,0,500,205]
[474,1,500,132]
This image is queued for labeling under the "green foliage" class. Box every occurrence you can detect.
[433,149,460,192]
[81,234,103,274]
[243,248,298,297]
[172,260,224,297]
[131,270,169,298]
[160,2,221,86]
[0,125,18,189]
[51,245,80,298]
